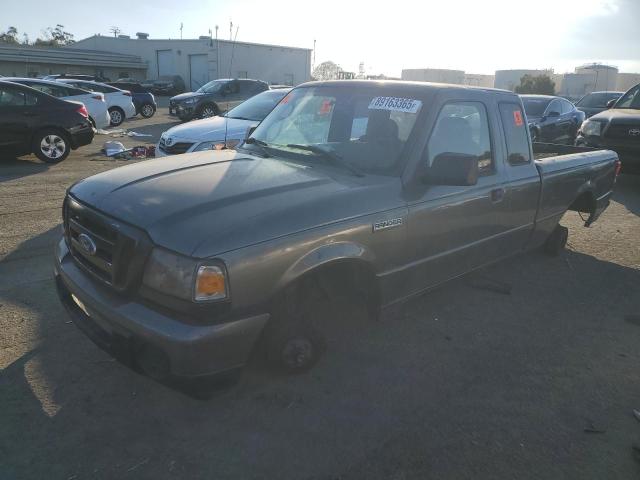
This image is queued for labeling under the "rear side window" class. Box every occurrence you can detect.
[427,102,494,174]
[560,99,573,114]
[499,103,531,165]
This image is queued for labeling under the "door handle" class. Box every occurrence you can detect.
[490,188,505,203]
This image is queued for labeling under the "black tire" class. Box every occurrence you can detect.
[108,107,125,127]
[544,225,568,256]
[265,317,325,374]
[198,103,218,119]
[140,103,155,118]
[32,129,70,163]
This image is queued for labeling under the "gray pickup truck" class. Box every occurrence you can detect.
[54,81,620,381]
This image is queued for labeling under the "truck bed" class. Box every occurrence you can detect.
[531,143,618,246]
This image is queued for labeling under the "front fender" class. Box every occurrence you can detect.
[276,241,376,292]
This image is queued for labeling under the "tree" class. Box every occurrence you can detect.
[0,26,19,44]
[515,74,555,95]
[34,24,75,47]
[312,61,341,81]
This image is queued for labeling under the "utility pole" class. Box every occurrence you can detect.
[313,39,316,72]
[230,21,233,40]
[109,26,121,38]
[180,22,183,40]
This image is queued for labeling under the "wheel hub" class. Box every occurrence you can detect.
[40,135,65,159]
[282,337,313,369]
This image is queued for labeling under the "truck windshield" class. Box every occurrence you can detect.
[249,86,424,175]
[521,98,550,117]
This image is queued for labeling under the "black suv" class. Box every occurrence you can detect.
[169,78,269,121]
[0,81,94,163]
[577,82,640,172]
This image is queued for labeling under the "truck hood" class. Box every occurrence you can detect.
[170,92,204,102]
[69,151,402,257]
[589,108,640,123]
[162,116,256,142]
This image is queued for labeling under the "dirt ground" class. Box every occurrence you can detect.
[1,109,640,479]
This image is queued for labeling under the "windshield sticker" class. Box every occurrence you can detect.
[319,99,333,115]
[368,97,422,114]
[513,109,524,126]
[281,93,292,104]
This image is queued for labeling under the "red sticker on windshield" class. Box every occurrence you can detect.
[281,93,292,104]
[319,99,333,115]
[513,109,524,126]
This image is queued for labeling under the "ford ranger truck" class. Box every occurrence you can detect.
[54,81,620,381]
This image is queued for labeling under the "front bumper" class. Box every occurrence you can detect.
[54,238,269,378]
[169,103,196,120]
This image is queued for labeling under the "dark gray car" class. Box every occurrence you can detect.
[54,81,618,382]
[169,78,269,121]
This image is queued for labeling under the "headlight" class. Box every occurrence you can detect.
[193,141,224,151]
[581,120,602,136]
[183,98,197,105]
[142,248,228,302]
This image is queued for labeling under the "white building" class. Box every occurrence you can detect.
[401,68,465,84]
[69,34,312,89]
[574,63,618,91]
[616,73,640,92]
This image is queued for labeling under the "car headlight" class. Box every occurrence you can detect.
[581,120,602,136]
[193,139,240,151]
[142,248,228,302]
[183,98,197,105]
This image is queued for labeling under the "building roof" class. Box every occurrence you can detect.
[0,44,147,69]
[72,35,312,52]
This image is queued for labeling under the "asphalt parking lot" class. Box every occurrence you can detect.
[1,108,640,479]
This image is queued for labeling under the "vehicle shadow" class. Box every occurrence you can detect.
[2,220,640,479]
[0,155,50,183]
[613,173,640,216]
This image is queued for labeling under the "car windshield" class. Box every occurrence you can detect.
[614,85,640,109]
[249,86,425,175]
[197,80,226,94]
[521,98,550,117]
[226,90,289,121]
[576,92,622,108]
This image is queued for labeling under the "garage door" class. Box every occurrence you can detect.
[189,54,209,90]
[156,50,174,76]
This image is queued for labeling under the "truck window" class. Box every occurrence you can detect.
[427,102,493,174]
[499,103,531,165]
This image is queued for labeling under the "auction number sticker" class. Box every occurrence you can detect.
[513,109,524,126]
[368,97,422,114]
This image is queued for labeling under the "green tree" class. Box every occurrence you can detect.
[515,74,555,95]
[0,26,19,44]
[312,61,341,81]
[34,24,75,47]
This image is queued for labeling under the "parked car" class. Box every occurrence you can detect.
[5,77,110,129]
[0,80,94,163]
[143,75,185,96]
[157,88,291,156]
[107,82,157,118]
[575,91,624,118]
[54,80,619,381]
[57,79,137,126]
[169,78,269,121]
[521,94,585,144]
[43,74,111,82]
[576,82,640,172]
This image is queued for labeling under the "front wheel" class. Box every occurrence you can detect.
[32,130,70,163]
[140,103,155,118]
[199,104,218,119]
[108,107,125,126]
[265,318,325,374]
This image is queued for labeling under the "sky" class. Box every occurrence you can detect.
[3,0,639,76]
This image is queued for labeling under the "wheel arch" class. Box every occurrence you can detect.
[568,186,597,226]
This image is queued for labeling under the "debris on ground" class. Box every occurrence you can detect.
[101,142,155,160]
[624,315,640,326]
[584,421,606,434]
[467,276,512,295]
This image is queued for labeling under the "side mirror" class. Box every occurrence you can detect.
[244,125,257,141]
[424,152,479,186]
[547,111,560,117]
[606,99,616,109]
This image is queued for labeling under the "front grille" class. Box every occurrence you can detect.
[63,196,151,292]
[158,138,194,154]
[605,124,640,141]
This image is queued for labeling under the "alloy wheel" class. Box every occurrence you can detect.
[40,134,66,160]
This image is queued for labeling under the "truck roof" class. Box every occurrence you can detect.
[299,79,514,96]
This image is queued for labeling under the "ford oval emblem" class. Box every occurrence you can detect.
[77,233,97,256]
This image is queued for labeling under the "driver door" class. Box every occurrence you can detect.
[405,99,512,295]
